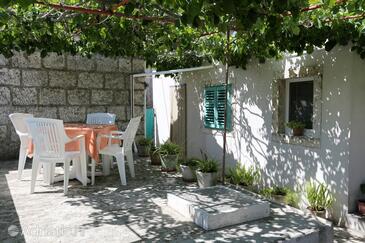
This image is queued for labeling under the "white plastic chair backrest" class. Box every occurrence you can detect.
[9,113,33,137]
[26,118,67,160]
[86,113,116,125]
[123,116,142,151]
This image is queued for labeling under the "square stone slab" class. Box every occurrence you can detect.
[167,186,270,230]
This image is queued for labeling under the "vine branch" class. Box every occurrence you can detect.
[35,1,176,23]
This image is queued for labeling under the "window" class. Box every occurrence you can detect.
[283,77,318,138]
[204,84,232,130]
[272,68,322,147]
[287,80,314,129]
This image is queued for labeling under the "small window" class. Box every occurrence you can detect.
[204,84,232,130]
[288,80,313,129]
[285,78,314,134]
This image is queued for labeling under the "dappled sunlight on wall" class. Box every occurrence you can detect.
[179,45,362,223]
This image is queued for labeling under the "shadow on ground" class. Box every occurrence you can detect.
[0,157,364,242]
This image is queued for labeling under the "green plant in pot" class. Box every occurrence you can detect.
[285,190,300,208]
[150,144,161,165]
[157,142,181,172]
[357,183,365,215]
[196,159,218,188]
[286,120,306,136]
[271,186,289,204]
[306,181,334,218]
[227,164,260,191]
[260,186,299,207]
[179,158,199,182]
[137,138,153,157]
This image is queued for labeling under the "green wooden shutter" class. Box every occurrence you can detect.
[216,84,232,130]
[204,84,232,130]
[204,86,216,129]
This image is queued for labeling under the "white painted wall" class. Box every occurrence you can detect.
[152,75,177,145]
[348,52,365,214]
[180,46,365,223]
[152,46,365,223]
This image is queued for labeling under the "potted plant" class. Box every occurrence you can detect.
[157,142,181,172]
[306,181,334,218]
[150,144,161,165]
[286,120,306,136]
[137,138,153,157]
[285,190,300,208]
[179,158,199,182]
[196,159,218,188]
[260,187,299,207]
[358,183,365,215]
[227,164,260,192]
[271,186,289,204]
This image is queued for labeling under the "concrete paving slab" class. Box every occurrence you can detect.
[0,158,346,242]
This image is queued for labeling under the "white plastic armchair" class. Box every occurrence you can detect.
[94,116,141,185]
[26,118,87,195]
[9,113,34,180]
[86,113,116,125]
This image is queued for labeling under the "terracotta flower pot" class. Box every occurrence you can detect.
[150,151,161,165]
[358,200,365,215]
[292,127,304,136]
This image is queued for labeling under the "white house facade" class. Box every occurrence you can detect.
[153,45,365,225]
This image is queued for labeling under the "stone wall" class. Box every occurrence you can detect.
[0,51,146,159]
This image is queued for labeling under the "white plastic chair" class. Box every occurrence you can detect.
[94,116,141,185]
[86,113,116,125]
[26,118,87,195]
[9,113,34,180]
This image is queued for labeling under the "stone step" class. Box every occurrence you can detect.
[167,186,270,230]
[346,213,365,237]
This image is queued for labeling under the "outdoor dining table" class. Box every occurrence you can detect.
[28,123,119,185]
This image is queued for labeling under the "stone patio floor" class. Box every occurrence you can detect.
[1,158,364,242]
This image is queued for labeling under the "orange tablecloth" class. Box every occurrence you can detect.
[28,123,119,162]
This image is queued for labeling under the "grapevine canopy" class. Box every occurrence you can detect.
[0,0,364,70]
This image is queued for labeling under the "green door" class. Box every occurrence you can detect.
[146,108,154,140]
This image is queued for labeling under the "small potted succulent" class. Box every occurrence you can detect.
[157,142,181,172]
[137,138,153,157]
[357,183,365,215]
[196,159,218,188]
[286,120,306,136]
[179,158,199,182]
[306,180,334,218]
[150,144,161,165]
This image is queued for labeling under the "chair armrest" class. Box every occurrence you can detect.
[18,132,30,138]
[110,130,124,135]
[99,134,124,140]
[96,132,123,151]
[65,135,86,158]
[66,134,85,144]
